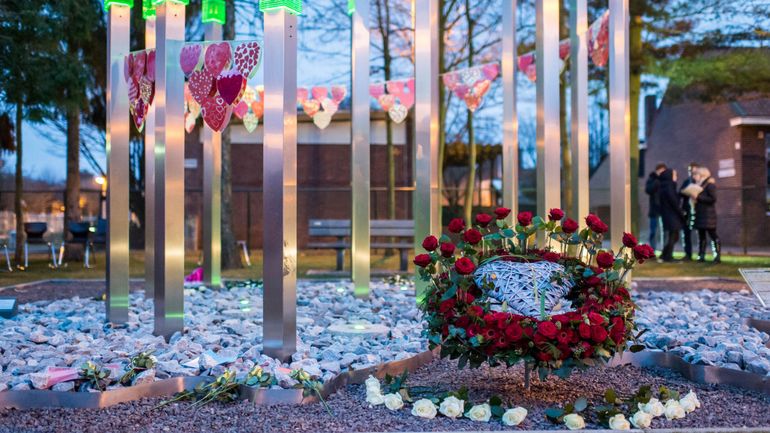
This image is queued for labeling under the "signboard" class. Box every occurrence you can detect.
[718,158,735,179]
[739,268,770,308]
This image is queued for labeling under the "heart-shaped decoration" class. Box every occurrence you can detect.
[184,112,197,133]
[233,101,249,119]
[243,111,259,133]
[399,91,415,110]
[251,100,264,118]
[386,80,405,97]
[297,87,309,104]
[124,55,133,83]
[452,84,470,99]
[460,67,482,86]
[132,51,147,83]
[128,77,139,102]
[131,98,147,132]
[201,95,233,132]
[474,80,491,99]
[188,99,201,120]
[330,85,346,104]
[311,86,328,101]
[242,86,257,105]
[321,98,338,116]
[313,111,332,130]
[378,94,395,111]
[188,69,215,105]
[518,52,535,73]
[302,99,321,117]
[559,39,571,60]
[525,64,537,82]
[442,73,460,91]
[464,93,482,112]
[482,63,500,81]
[406,78,415,94]
[205,42,232,77]
[233,41,261,79]
[139,76,155,106]
[180,44,203,77]
[388,104,408,124]
[146,50,156,82]
[369,83,385,99]
[216,68,246,106]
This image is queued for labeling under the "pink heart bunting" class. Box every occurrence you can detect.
[378,94,395,112]
[139,76,155,106]
[205,42,232,77]
[464,93,482,112]
[185,112,197,133]
[386,80,405,97]
[180,44,203,77]
[132,98,147,131]
[399,91,415,110]
[518,52,535,73]
[251,100,264,118]
[188,69,215,105]
[132,51,146,82]
[442,73,460,91]
[311,86,328,101]
[124,55,133,83]
[128,77,139,102]
[525,64,537,82]
[302,99,321,117]
[146,50,156,82]
[331,86,346,104]
[201,95,233,132]
[243,112,259,133]
[234,101,249,119]
[297,87,309,104]
[216,68,246,106]
[369,83,385,99]
[388,104,408,124]
[453,84,470,99]
[482,63,500,81]
[321,98,338,116]
[559,39,571,60]
[406,79,415,95]
[474,80,491,99]
[313,111,332,130]
[234,42,261,79]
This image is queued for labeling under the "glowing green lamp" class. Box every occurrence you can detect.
[152,0,190,6]
[259,0,302,15]
[202,0,226,24]
[142,0,156,19]
[347,0,355,15]
[104,0,134,11]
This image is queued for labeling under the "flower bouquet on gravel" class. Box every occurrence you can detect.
[415,208,654,385]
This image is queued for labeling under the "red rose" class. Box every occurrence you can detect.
[454,257,476,275]
[439,299,456,314]
[463,228,482,245]
[562,218,579,234]
[633,244,655,263]
[548,208,565,221]
[556,329,574,345]
[413,254,432,268]
[421,235,439,251]
[622,232,638,248]
[584,275,602,287]
[585,214,600,227]
[535,351,552,362]
[448,218,465,233]
[580,341,594,358]
[517,211,533,226]
[591,220,608,234]
[557,344,573,360]
[536,321,558,339]
[455,315,470,328]
[467,305,484,317]
[590,325,608,343]
[475,213,493,227]
[494,207,511,220]
[542,252,560,262]
[461,292,475,303]
[578,322,591,339]
[610,317,626,344]
[596,251,615,269]
[482,327,499,341]
[505,323,524,341]
[588,312,605,325]
[494,336,509,349]
[439,242,455,258]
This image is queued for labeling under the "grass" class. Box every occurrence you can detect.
[632,252,770,279]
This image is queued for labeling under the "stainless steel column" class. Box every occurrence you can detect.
[144,17,156,298]
[154,1,186,339]
[106,4,131,324]
[413,0,440,302]
[202,23,223,288]
[570,0,589,220]
[502,0,518,215]
[535,0,561,219]
[350,0,371,297]
[262,8,298,361]
[609,0,630,250]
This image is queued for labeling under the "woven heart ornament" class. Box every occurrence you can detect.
[313,111,332,129]
[201,95,233,132]
[132,51,146,82]
[482,63,499,81]
[185,112,197,133]
[180,44,203,77]
[146,50,156,82]
[139,77,155,106]
[321,98,338,116]
[302,100,321,117]
[331,85,346,104]
[251,100,264,119]
[297,87,309,104]
[243,111,259,133]
[189,69,215,105]
[205,42,232,76]
[388,104,408,124]
[124,55,133,83]
[233,101,249,119]
[216,68,246,106]
[311,86,328,101]
[369,83,385,99]
[474,260,573,317]
[378,94,395,111]
[242,86,257,105]
[233,41,261,79]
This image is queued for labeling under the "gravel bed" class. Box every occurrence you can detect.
[0,280,146,304]
[2,359,768,432]
[634,278,749,294]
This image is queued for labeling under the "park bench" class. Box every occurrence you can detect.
[308,219,414,272]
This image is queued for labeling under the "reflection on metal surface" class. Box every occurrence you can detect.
[502,0,518,216]
[154,2,187,339]
[609,0,630,250]
[202,23,223,289]
[106,5,131,324]
[262,8,298,361]
[145,18,157,298]
[350,0,371,298]
[570,0,589,221]
[413,0,441,302]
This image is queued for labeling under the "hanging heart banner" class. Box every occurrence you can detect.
[441,62,498,112]
[298,85,347,130]
[233,85,264,133]
[370,78,414,123]
[588,10,610,67]
[125,49,156,132]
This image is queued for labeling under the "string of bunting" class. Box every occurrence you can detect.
[124,49,156,132]
[370,78,415,124]
[298,85,347,130]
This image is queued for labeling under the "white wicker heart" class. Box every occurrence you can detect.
[473,260,573,317]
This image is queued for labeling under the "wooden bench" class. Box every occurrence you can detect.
[308,219,414,271]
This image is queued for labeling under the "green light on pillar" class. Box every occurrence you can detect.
[142,0,156,19]
[259,0,302,15]
[104,0,134,11]
[152,0,190,6]
[202,0,226,24]
[347,0,355,15]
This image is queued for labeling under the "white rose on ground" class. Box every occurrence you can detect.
[680,390,701,412]
[366,390,385,406]
[664,399,686,420]
[411,399,438,419]
[384,393,404,411]
[564,413,586,430]
[639,398,665,417]
[466,403,492,422]
[609,413,631,430]
[502,407,528,426]
[439,396,465,419]
[365,375,381,394]
[630,411,653,429]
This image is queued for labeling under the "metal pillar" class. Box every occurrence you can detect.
[570,0,589,221]
[262,8,298,361]
[609,0,630,250]
[153,1,186,339]
[202,23,223,288]
[106,4,131,324]
[413,0,440,301]
[535,0,561,219]
[144,17,156,298]
[502,0,518,215]
[350,0,371,297]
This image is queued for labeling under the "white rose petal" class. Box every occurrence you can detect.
[664,400,686,420]
[564,413,586,430]
[630,411,653,429]
[411,398,438,419]
[364,375,381,394]
[384,393,404,411]
[439,396,465,419]
[639,398,665,417]
[466,403,492,422]
[502,407,528,426]
[609,413,631,430]
[366,390,385,406]
[680,390,701,412]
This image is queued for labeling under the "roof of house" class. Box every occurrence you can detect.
[729,98,770,126]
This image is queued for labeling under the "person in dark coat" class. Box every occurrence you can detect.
[692,167,721,263]
[645,163,667,252]
[678,162,700,260]
[658,168,684,262]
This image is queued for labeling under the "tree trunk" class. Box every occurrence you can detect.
[14,103,24,263]
[383,0,395,223]
[629,14,643,234]
[462,0,476,225]
[559,3,572,214]
[437,0,447,220]
[64,107,83,260]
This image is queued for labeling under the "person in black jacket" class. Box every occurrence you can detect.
[658,168,684,262]
[645,163,667,252]
[678,162,700,260]
[692,167,721,263]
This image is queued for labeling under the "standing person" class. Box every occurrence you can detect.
[692,167,721,263]
[658,168,684,262]
[645,163,667,253]
[679,162,700,261]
